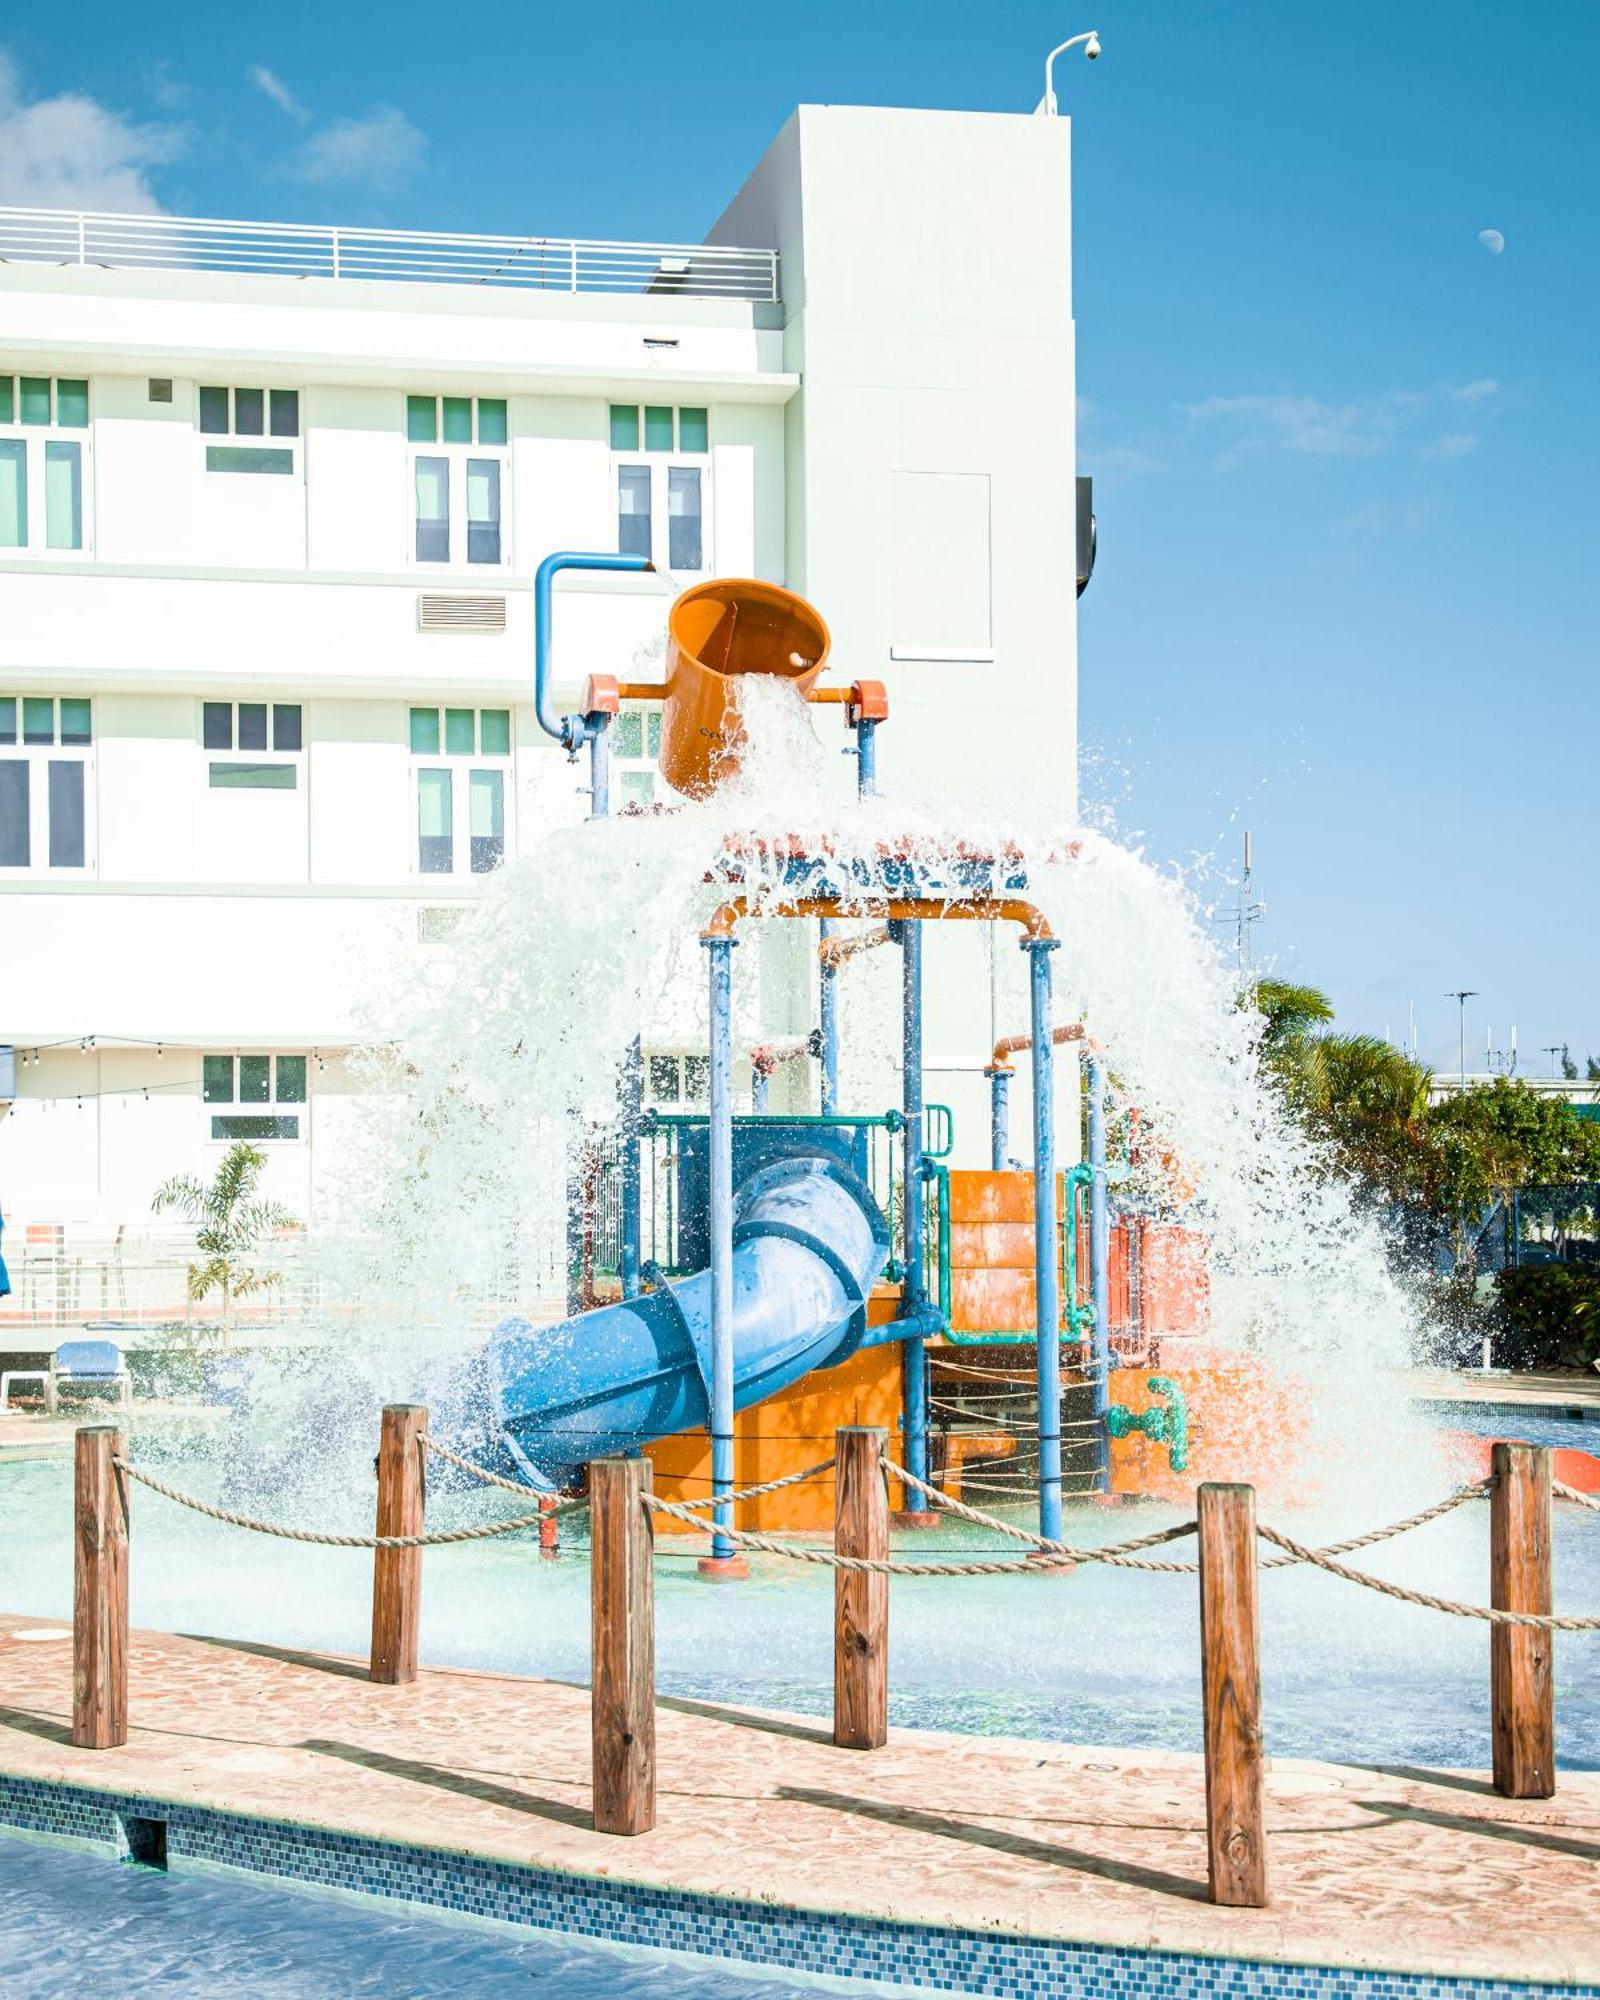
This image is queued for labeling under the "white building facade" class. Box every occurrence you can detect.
[0,105,1080,1279]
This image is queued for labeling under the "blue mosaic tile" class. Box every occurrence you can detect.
[0,1772,1588,2000]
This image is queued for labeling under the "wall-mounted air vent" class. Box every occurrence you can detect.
[148,378,173,403]
[416,595,507,634]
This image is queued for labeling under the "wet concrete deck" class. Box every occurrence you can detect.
[1,1614,1596,1986]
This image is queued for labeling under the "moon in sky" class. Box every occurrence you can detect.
[1477,228,1505,255]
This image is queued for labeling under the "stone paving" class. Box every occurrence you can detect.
[1,1614,1597,1984]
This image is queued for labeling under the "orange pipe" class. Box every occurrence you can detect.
[702,895,1055,943]
[817,924,895,968]
[989,1023,1087,1074]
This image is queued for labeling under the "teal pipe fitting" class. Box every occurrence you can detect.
[1063,1162,1094,1342]
[1105,1374,1189,1473]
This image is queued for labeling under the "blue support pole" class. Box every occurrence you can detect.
[1087,1051,1112,1493]
[588,714,613,820]
[704,935,738,1564]
[987,1067,1011,1172]
[818,917,840,1114]
[619,1037,642,1300]
[896,919,932,1518]
[1026,937,1064,1542]
[856,718,879,798]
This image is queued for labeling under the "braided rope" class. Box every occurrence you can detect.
[420,1437,836,1514]
[1555,1480,1600,1512]
[640,1491,1065,1574]
[1259,1479,1489,1567]
[655,1456,837,1512]
[419,1435,585,1508]
[113,1459,550,1551]
[887,1458,1201,1570]
[892,1460,1494,1574]
[1253,1521,1600,1630]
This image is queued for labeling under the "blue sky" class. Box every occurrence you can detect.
[2,0,1595,1074]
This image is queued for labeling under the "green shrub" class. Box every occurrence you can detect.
[1493,1264,1600,1370]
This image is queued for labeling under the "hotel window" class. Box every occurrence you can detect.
[0,375,91,554]
[0,695,93,872]
[613,703,662,810]
[198,386,299,475]
[203,1053,307,1142]
[409,705,511,876]
[203,700,304,790]
[609,404,707,573]
[645,1051,710,1110]
[407,396,507,567]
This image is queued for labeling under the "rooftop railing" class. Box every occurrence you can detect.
[0,205,779,304]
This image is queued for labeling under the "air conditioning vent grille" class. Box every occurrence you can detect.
[417,594,507,634]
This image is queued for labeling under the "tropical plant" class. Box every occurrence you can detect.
[1243,983,1600,1280]
[151,1141,297,1340]
[1494,1265,1600,1371]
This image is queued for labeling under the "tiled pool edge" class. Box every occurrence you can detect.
[0,1772,1589,2000]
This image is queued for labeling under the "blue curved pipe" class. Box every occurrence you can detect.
[490,1153,892,1482]
[534,550,654,750]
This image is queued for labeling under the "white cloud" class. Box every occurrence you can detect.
[139,59,190,113]
[292,106,425,192]
[1183,393,1397,461]
[0,52,183,211]
[1183,381,1504,468]
[250,65,309,125]
[1333,497,1436,539]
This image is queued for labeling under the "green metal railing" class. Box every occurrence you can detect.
[584,1107,953,1291]
[930,1158,1095,1347]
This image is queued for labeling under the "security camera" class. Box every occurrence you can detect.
[1085,33,1102,58]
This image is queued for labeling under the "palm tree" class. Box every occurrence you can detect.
[1301,1034,1435,1205]
[152,1141,298,1342]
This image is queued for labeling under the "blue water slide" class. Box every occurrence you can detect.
[489,1150,894,1484]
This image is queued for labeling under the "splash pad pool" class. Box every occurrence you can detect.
[5,564,1599,1997]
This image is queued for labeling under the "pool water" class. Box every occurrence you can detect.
[0,1833,910,1998]
[3,1405,1598,1774]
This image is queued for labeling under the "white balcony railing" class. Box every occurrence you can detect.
[0,205,779,304]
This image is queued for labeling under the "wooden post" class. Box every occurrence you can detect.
[834,1425,889,1749]
[72,1422,129,1749]
[1491,1441,1554,1798]
[1198,1482,1266,1907]
[538,1493,560,1559]
[591,1456,655,1835]
[369,1403,426,1685]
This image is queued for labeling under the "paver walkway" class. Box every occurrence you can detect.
[1,1615,1597,1985]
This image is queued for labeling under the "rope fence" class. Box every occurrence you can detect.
[111,1456,554,1550]
[63,1410,1597,1908]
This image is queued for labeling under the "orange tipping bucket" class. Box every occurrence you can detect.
[659,578,831,798]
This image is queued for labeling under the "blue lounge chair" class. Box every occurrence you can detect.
[48,1339,131,1414]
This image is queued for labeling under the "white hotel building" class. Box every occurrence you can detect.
[0,104,1082,1306]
